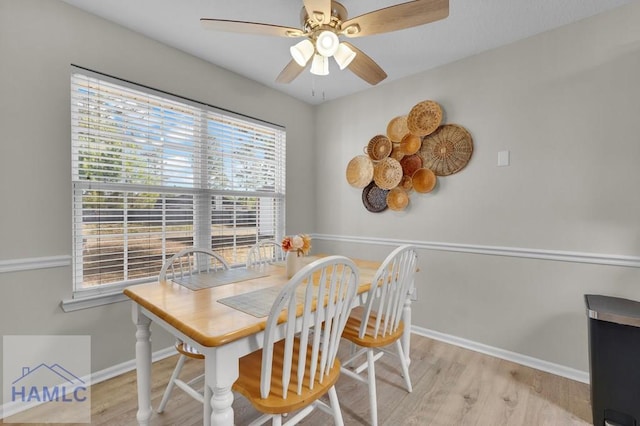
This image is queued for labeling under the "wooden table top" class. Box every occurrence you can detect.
[124,256,380,348]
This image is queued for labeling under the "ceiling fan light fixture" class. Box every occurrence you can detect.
[315,31,339,57]
[290,39,314,66]
[334,43,356,70]
[310,54,329,76]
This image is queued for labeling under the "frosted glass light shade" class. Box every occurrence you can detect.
[315,31,339,57]
[290,39,314,66]
[310,54,329,76]
[334,43,356,70]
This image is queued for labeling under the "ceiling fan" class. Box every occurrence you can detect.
[200,0,449,86]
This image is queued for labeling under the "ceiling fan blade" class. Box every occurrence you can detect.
[200,18,305,38]
[304,0,332,25]
[343,42,387,85]
[341,0,449,38]
[276,60,306,84]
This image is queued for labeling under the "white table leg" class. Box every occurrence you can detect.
[132,305,153,425]
[402,286,413,366]
[203,384,212,426]
[204,345,239,426]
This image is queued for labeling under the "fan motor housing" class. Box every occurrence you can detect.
[300,1,347,31]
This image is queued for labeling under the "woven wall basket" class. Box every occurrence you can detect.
[399,175,413,192]
[407,100,443,137]
[373,157,403,190]
[400,133,422,155]
[387,187,410,211]
[419,124,473,176]
[346,155,374,188]
[366,135,392,161]
[362,182,389,213]
[386,115,409,143]
[389,143,405,161]
[412,168,437,193]
[400,154,423,178]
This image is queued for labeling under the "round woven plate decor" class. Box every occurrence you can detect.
[400,133,422,155]
[419,124,473,176]
[389,143,405,161]
[386,115,409,143]
[407,100,443,137]
[387,187,410,211]
[412,168,437,193]
[346,155,374,188]
[362,181,389,213]
[373,157,403,190]
[400,154,423,178]
[399,175,413,192]
[366,135,392,161]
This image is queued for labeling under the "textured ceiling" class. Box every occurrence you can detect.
[61,0,632,105]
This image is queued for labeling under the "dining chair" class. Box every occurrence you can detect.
[157,247,229,414]
[232,255,360,426]
[246,239,286,269]
[339,245,418,426]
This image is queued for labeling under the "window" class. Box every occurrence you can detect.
[71,67,286,296]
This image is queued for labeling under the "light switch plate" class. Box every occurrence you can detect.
[498,150,510,166]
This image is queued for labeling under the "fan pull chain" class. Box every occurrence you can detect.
[311,76,326,101]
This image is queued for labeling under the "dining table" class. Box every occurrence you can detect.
[124,255,415,426]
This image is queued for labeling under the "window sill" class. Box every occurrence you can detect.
[61,291,129,312]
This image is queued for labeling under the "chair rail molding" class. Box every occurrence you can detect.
[312,234,640,269]
[0,255,71,274]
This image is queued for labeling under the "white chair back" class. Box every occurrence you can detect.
[260,255,359,400]
[156,247,229,414]
[358,245,418,340]
[246,240,286,268]
[159,247,229,281]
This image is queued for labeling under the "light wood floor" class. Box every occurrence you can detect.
[3,334,592,425]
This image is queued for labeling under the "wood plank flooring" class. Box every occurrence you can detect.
[2,334,592,425]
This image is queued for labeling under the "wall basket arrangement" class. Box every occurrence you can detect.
[346,100,473,212]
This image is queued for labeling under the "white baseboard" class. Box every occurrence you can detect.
[1,329,589,421]
[411,325,590,384]
[90,346,177,386]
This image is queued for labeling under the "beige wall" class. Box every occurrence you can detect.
[314,1,640,372]
[0,0,315,375]
[1,0,640,386]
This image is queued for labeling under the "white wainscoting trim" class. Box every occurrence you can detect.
[0,255,71,274]
[0,346,177,420]
[6,235,638,275]
[313,233,640,268]
[411,325,590,384]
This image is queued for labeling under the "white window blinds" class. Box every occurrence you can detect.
[71,67,286,294]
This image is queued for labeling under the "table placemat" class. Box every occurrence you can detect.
[171,269,269,291]
[217,285,306,318]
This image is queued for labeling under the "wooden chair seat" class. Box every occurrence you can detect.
[341,306,404,348]
[176,341,205,359]
[234,338,341,415]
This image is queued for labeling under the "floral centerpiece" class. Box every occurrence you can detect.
[281,234,312,257]
[282,234,311,278]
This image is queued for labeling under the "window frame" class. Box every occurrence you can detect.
[68,66,286,302]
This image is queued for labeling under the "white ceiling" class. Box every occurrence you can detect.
[60,0,632,105]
